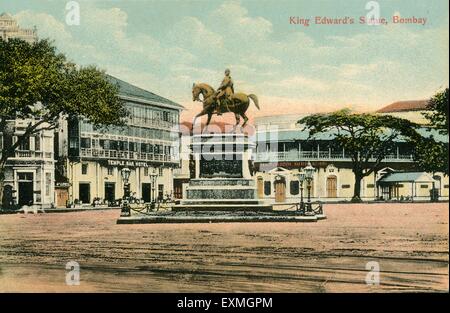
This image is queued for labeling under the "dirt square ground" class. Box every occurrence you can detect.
[0,202,448,292]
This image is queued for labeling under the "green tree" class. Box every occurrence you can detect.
[411,88,449,175]
[412,137,448,175]
[424,88,449,134]
[299,109,419,202]
[0,38,127,207]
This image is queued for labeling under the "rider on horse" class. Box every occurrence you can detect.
[214,68,234,115]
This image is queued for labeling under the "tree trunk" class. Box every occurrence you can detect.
[352,173,363,202]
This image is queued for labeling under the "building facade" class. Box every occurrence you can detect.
[0,12,37,43]
[1,119,55,209]
[172,125,192,199]
[251,104,449,204]
[56,76,183,207]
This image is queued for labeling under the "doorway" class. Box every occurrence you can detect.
[18,182,33,206]
[274,177,286,202]
[55,188,68,207]
[104,182,115,202]
[79,183,90,204]
[433,175,441,196]
[326,176,337,198]
[142,183,151,203]
[17,172,33,206]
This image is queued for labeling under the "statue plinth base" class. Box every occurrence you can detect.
[174,133,272,212]
[115,132,327,223]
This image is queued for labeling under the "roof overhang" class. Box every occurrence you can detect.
[120,95,184,111]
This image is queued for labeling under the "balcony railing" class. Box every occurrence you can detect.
[255,151,414,162]
[80,148,176,163]
[12,150,53,160]
[129,119,177,131]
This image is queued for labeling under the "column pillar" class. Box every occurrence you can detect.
[195,153,200,178]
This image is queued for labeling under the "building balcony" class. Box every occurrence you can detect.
[80,148,177,163]
[255,151,414,163]
[8,150,53,160]
[128,119,178,131]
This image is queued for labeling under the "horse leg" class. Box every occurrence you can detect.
[230,113,240,132]
[241,112,249,128]
[203,113,213,133]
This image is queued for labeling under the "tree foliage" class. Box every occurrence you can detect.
[423,88,449,135]
[0,38,127,125]
[412,136,448,175]
[411,88,449,175]
[0,37,128,207]
[299,109,420,201]
[0,37,128,166]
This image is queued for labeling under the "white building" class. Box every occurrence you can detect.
[1,119,55,209]
[0,12,37,43]
[55,76,183,207]
[252,102,448,204]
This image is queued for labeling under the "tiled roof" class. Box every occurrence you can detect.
[106,75,183,109]
[377,100,429,113]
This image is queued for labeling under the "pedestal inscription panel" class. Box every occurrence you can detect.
[200,159,242,178]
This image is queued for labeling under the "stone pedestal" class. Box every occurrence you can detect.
[174,133,272,212]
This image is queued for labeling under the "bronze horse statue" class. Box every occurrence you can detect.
[192,83,259,130]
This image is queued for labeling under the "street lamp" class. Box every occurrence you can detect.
[297,169,306,212]
[149,167,158,211]
[120,167,131,216]
[304,162,315,212]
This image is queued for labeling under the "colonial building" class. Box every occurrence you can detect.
[55,76,183,207]
[1,119,55,209]
[0,12,37,43]
[252,102,448,203]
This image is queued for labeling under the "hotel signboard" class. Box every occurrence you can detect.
[104,160,152,168]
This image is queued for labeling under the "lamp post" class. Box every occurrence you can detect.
[304,162,315,212]
[297,170,306,213]
[120,167,131,216]
[149,167,158,211]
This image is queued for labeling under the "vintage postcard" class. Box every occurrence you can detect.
[0,0,448,300]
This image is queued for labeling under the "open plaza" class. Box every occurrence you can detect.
[0,202,447,292]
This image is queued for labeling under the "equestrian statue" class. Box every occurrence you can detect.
[192,69,260,130]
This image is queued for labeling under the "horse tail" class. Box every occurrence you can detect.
[248,94,260,110]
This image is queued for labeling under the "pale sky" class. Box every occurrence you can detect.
[3,0,449,122]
